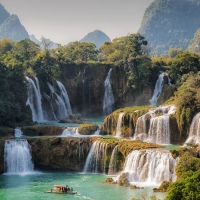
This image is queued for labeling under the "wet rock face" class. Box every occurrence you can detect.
[27,137,94,171]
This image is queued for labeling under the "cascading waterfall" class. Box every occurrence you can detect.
[108,145,118,175]
[83,141,108,173]
[26,77,44,122]
[150,72,170,106]
[94,126,100,135]
[4,139,34,173]
[185,113,200,145]
[134,105,176,144]
[47,82,68,120]
[116,113,124,137]
[14,127,23,137]
[119,149,178,184]
[60,128,73,137]
[56,80,72,115]
[103,68,115,115]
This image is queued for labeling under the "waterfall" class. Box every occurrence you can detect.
[83,141,108,173]
[108,145,118,175]
[14,127,23,137]
[103,68,115,115]
[26,77,44,122]
[116,113,124,137]
[150,72,170,106]
[47,82,68,120]
[60,128,73,137]
[185,113,200,145]
[147,116,170,144]
[119,149,177,184]
[4,140,34,174]
[94,126,100,135]
[56,81,72,115]
[134,105,176,144]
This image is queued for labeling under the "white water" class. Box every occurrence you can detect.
[83,141,108,173]
[56,80,72,115]
[60,128,74,137]
[116,113,124,137]
[47,82,68,120]
[119,149,177,185]
[108,145,118,175]
[4,140,34,174]
[103,68,115,115]
[150,72,170,106]
[26,77,44,122]
[94,126,100,135]
[14,127,23,137]
[185,113,200,145]
[134,105,176,144]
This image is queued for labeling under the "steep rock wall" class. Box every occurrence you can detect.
[27,137,94,171]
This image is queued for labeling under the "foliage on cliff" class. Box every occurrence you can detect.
[138,0,200,55]
[165,147,200,200]
[187,28,200,53]
[172,72,200,134]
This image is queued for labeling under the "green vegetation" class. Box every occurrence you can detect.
[78,123,98,135]
[188,28,200,53]
[139,0,200,54]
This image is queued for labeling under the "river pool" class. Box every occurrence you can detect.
[0,171,166,200]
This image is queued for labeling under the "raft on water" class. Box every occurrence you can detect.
[45,185,77,194]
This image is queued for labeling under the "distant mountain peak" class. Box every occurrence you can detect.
[0,13,29,41]
[0,3,10,25]
[80,30,111,49]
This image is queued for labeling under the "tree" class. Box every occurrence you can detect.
[0,38,14,56]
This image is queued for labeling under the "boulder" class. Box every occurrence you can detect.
[78,124,98,135]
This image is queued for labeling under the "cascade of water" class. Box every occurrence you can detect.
[147,116,170,144]
[120,149,177,184]
[116,113,124,137]
[4,139,34,173]
[26,77,44,122]
[134,105,176,144]
[103,68,115,115]
[60,128,73,137]
[56,81,72,115]
[185,113,200,145]
[47,82,68,120]
[150,72,170,106]
[14,127,23,137]
[83,141,108,173]
[108,145,118,175]
[94,126,100,135]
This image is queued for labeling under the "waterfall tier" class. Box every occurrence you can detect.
[185,113,200,145]
[83,141,108,173]
[103,68,115,115]
[116,113,124,137]
[26,77,44,122]
[119,149,177,184]
[150,72,171,106]
[108,145,118,175]
[4,140,34,173]
[134,105,176,144]
[14,127,23,137]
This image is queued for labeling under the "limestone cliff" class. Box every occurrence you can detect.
[27,137,94,171]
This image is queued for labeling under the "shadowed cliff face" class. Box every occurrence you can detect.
[27,137,94,171]
[58,63,152,116]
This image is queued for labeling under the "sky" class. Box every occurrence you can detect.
[0,0,154,45]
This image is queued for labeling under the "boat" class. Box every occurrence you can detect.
[45,185,77,194]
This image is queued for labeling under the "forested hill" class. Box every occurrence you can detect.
[138,0,200,55]
[80,30,111,49]
[187,28,200,53]
[0,4,29,41]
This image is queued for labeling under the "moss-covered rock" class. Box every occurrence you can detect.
[27,137,94,171]
[78,124,98,135]
[22,126,63,136]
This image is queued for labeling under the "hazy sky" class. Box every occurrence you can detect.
[0,0,154,44]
